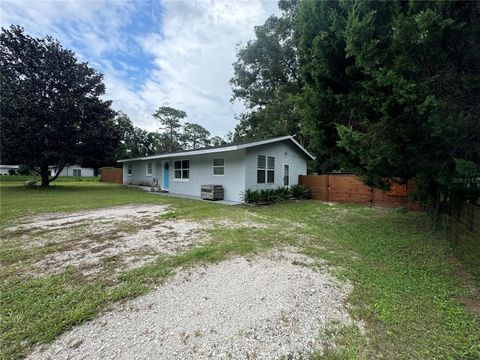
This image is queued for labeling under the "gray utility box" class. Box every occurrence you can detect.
[201,185,224,201]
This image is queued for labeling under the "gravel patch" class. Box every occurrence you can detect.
[5,205,209,277]
[27,251,362,359]
[7,204,169,232]
[33,219,208,276]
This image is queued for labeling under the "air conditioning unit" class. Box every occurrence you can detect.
[201,185,224,200]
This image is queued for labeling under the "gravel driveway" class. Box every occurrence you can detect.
[27,251,362,359]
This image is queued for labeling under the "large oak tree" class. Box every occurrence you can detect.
[0,26,121,186]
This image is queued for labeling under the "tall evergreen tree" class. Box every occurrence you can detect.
[181,123,211,149]
[153,106,187,152]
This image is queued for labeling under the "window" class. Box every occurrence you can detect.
[146,162,153,176]
[213,158,224,176]
[127,164,132,176]
[257,155,275,184]
[174,160,190,180]
[73,169,81,177]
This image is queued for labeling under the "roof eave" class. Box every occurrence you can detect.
[117,135,316,162]
[288,136,316,160]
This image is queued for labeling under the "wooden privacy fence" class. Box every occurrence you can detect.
[100,167,123,184]
[299,174,421,211]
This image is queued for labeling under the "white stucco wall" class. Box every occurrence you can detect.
[123,160,159,187]
[54,165,95,177]
[244,141,308,191]
[0,166,19,175]
[168,149,246,202]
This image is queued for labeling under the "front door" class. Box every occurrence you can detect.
[162,161,169,190]
[283,164,290,186]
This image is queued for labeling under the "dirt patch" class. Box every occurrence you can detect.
[447,255,480,317]
[5,205,209,277]
[7,204,170,232]
[26,251,363,359]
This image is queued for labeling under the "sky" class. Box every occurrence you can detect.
[0,0,280,136]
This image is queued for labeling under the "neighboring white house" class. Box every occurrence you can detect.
[50,165,95,177]
[118,135,315,202]
[0,165,19,175]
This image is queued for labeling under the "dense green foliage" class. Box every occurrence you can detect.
[181,122,211,149]
[241,184,312,203]
[118,108,226,158]
[1,181,478,358]
[152,106,187,152]
[231,0,480,207]
[230,0,302,143]
[116,111,168,158]
[0,26,121,186]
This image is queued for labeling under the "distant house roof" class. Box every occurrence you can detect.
[0,165,20,169]
[118,135,316,163]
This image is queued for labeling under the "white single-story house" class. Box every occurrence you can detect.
[50,165,95,177]
[118,135,315,202]
[0,165,19,175]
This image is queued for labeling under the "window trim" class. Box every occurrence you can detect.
[73,169,81,177]
[146,162,153,176]
[267,156,275,184]
[173,159,190,182]
[212,157,225,176]
[127,164,132,176]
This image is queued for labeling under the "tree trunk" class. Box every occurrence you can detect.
[40,165,50,187]
[40,164,64,187]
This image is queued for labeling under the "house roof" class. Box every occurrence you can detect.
[117,135,316,163]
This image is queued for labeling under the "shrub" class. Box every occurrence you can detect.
[17,165,33,175]
[241,185,313,204]
[290,184,313,199]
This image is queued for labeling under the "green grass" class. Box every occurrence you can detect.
[0,180,479,359]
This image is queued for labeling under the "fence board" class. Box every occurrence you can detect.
[299,174,421,211]
[100,167,123,184]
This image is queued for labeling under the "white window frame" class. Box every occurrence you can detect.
[257,155,275,184]
[212,157,225,176]
[173,159,190,181]
[127,164,132,176]
[146,162,153,176]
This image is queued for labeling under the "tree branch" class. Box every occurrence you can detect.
[49,165,64,183]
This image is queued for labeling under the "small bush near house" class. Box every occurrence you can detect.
[242,185,312,204]
[290,184,313,200]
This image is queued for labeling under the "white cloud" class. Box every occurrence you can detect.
[0,0,280,136]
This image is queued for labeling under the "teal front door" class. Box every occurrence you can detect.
[162,161,169,190]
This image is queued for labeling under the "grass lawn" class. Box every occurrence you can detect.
[0,179,479,359]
